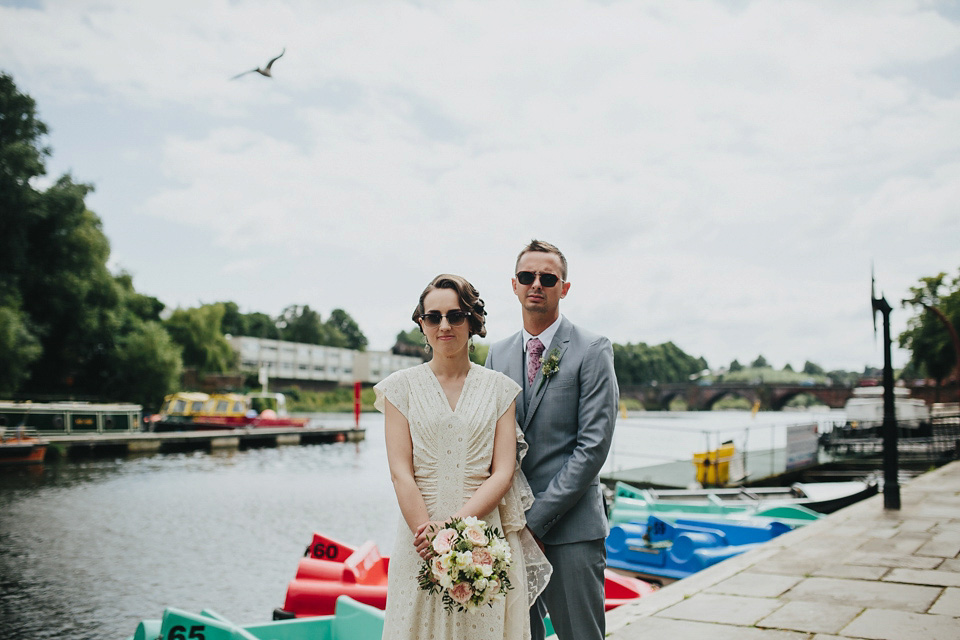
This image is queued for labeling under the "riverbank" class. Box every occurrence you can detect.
[607,459,960,639]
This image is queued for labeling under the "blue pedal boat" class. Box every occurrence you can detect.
[606,515,791,583]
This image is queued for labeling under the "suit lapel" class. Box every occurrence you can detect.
[500,332,527,426]
[523,318,572,431]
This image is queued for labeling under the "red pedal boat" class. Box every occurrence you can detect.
[274,532,656,619]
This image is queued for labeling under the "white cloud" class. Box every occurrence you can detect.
[2,0,958,370]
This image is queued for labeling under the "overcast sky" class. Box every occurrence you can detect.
[2,0,958,372]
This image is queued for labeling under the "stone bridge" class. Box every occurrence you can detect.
[620,382,853,411]
[620,381,958,411]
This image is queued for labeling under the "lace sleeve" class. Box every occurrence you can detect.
[499,420,552,605]
[373,370,410,419]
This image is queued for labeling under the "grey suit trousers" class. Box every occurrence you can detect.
[530,538,607,640]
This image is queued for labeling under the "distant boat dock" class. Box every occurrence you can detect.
[0,400,365,460]
[44,425,365,459]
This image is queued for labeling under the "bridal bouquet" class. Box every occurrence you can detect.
[417,516,514,613]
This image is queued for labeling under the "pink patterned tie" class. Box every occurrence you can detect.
[527,337,545,385]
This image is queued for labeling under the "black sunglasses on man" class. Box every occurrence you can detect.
[516,271,561,287]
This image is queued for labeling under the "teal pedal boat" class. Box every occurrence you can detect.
[126,593,561,639]
[127,595,384,640]
[609,493,823,528]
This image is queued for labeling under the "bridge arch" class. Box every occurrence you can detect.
[702,390,757,411]
[658,390,687,411]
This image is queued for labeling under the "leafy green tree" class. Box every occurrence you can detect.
[803,361,825,376]
[0,72,59,392]
[0,73,182,401]
[750,355,769,369]
[0,72,48,306]
[470,342,489,366]
[900,269,960,399]
[393,328,427,359]
[728,359,743,373]
[278,304,345,346]
[0,304,41,393]
[110,321,182,410]
[826,370,858,387]
[164,304,237,374]
[245,311,281,339]
[327,308,368,351]
[613,341,707,385]
[783,363,794,372]
[219,301,246,336]
[20,177,129,394]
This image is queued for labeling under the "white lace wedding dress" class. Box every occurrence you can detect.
[374,363,551,640]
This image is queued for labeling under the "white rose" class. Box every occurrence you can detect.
[473,577,489,594]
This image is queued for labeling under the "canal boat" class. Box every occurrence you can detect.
[153,391,308,431]
[274,531,656,620]
[606,515,791,584]
[0,426,48,466]
[616,478,878,514]
[0,400,141,435]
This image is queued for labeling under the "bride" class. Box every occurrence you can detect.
[374,274,550,640]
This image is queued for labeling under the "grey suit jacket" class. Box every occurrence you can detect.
[485,316,618,545]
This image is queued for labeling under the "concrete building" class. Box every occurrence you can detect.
[227,336,422,389]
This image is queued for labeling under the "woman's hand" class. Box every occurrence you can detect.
[414,520,447,559]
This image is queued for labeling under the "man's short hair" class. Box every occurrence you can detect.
[515,239,568,280]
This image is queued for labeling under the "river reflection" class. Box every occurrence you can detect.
[0,414,397,640]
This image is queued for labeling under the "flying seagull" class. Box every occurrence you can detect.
[231,48,285,80]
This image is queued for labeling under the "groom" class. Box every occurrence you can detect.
[485,239,618,640]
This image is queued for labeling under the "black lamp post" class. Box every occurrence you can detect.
[873,273,900,510]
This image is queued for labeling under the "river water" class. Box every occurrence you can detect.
[0,409,842,640]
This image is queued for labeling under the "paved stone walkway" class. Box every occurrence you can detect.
[607,460,960,639]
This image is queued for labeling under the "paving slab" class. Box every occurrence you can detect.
[704,572,802,598]
[756,600,862,635]
[898,518,939,533]
[916,531,960,557]
[608,616,810,639]
[883,567,960,588]
[812,563,889,580]
[857,532,931,554]
[658,593,783,626]
[782,576,941,612]
[929,587,960,616]
[844,550,944,570]
[840,608,959,640]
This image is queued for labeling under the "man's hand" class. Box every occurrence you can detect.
[527,525,545,552]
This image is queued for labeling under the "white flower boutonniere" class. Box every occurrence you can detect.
[537,348,563,392]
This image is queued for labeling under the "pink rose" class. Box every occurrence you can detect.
[449,581,474,604]
[432,556,448,575]
[471,547,494,568]
[463,524,488,546]
[432,528,457,555]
